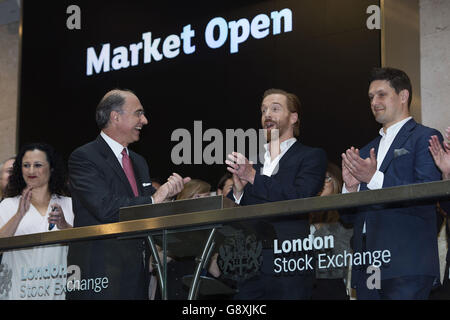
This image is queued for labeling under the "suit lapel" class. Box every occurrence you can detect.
[95,136,136,197]
[255,140,301,176]
[278,140,301,169]
[379,118,416,173]
[129,152,144,196]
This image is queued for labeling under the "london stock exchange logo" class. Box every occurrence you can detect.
[0,263,12,298]
[218,231,262,282]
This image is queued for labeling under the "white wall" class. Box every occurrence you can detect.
[420,0,450,135]
[0,20,19,162]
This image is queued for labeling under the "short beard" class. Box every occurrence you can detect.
[264,128,280,143]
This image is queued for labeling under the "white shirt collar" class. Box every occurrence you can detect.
[263,137,297,155]
[100,131,128,159]
[379,116,412,138]
[261,137,297,176]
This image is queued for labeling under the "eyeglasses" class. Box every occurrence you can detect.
[325,176,332,183]
[119,110,146,117]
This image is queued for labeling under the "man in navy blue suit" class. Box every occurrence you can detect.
[341,67,443,299]
[226,88,327,299]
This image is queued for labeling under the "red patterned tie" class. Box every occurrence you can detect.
[121,148,139,197]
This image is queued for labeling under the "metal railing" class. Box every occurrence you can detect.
[0,179,448,251]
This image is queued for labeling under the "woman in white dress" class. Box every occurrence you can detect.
[0,143,74,300]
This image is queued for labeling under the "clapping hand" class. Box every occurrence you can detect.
[153,173,191,203]
[341,147,377,191]
[429,127,450,180]
[225,152,256,198]
[17,186,32,218]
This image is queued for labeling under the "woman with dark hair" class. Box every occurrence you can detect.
[0,143,73,300]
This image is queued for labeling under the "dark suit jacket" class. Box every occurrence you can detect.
[343,119,443,283]
[67,135,157,299]
[229,141,327,273]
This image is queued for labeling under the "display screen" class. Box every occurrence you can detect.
[18,0,380,187]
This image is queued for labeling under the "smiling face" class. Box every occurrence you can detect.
[111,92,148,147]
[368,80,410,130]
[21,149,51,189]
[260,93,298,142]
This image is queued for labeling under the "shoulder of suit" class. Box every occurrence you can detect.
[70,139,99,156]
[70,137,110,162]
[413,122,440,135]
[293,142,326,155]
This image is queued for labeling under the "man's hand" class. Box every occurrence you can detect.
[342,147,377,184]
[341,158,360,192]
[230,173,246,200]
[225,152,256,184]
[152,173,191,203]
[225,152,255,200]
[429,128,450,180]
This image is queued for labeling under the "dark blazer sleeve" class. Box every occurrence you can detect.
[382,128,443,188]
[241,147,327,203]
[69,146,155,225]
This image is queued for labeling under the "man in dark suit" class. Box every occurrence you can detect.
[225,88,327,299]
[341,67,443,299]
[67,89,190,299]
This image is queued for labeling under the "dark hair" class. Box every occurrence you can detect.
[309,162,342,225]
[95,89,134,129]
[217,172,232,190]
[369,67,413,107]
[5,143,69,197]
[262,88,301,137]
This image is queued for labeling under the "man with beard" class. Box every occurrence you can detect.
[341,67,443,299]
[225,88,327,299]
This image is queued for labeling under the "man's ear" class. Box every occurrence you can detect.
[399,89,409,105]
[290,112,299,126]
[110,110,120,122]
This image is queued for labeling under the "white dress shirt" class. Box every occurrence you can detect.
[101,130,129,167]
[100,131,153,201]
[343,116,412,233]
[261,137,297,177]
[366,116,412,190]
[234,138,297,203]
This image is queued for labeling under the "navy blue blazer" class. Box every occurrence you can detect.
[229,140,327,242]
[344,119,443,282]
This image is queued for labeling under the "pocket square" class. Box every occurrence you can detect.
[142,182,152,187]
[394,148,410,158]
